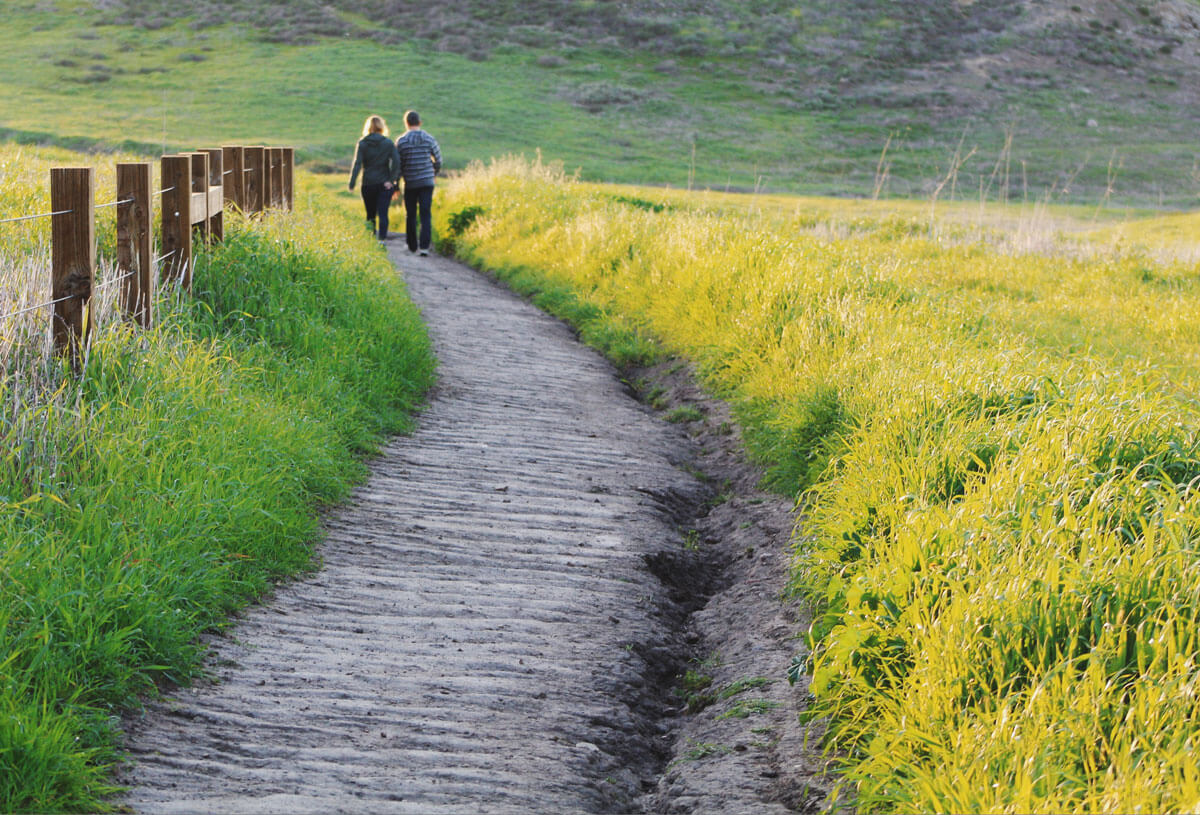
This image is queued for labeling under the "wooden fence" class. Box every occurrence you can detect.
[44,145,295,357]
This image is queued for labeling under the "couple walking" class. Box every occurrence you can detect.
[349,111,442,255]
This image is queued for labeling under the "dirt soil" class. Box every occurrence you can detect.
[116,247,831,813]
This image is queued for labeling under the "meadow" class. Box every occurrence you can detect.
[3,0,1199,206]
[0,144,433,811]
[436,156,1200,813]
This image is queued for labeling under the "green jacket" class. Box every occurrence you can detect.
[349,132,400,188]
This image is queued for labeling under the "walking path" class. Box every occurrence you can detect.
[119,247,823,813]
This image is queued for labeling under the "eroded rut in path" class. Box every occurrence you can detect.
[119,247,824,814]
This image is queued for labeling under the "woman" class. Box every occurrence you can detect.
[348,115,401,240]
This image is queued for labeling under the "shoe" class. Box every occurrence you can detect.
[418,249,429,256]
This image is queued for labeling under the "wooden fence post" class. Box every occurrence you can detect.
[50,168,94,358]
[116,162,153,328]
[222,145,245,212]
[189,152,210,244]
[244,146,264,214]
[262,147,276,210]
[202,148,224,242]
[268,147,284,210]
[160,154,192,291]
[282,147,294,211]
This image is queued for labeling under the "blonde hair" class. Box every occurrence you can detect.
[362,115,388,137]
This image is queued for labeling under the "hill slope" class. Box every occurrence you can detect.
[4,0,1200,204]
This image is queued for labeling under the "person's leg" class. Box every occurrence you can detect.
[361,183,381,233]
[417,185,434,252]
[376,185,393,239]
[404,186,419,253]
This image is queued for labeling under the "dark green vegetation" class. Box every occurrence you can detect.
[4,0,1200,205]
[0,202,433,812]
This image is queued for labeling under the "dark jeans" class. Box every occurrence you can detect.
[403,184,434,252]
[362,183,393,238]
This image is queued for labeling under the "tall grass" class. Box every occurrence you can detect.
[438,156,1200,813]
[0,146,433,812]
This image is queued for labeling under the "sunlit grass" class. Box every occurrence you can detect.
[0,146,433,812]
[3,1,1198,205]
[438,156,1200,814]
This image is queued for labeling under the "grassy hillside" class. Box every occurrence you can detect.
[434,157,1200,813]
[2,0,1199,205]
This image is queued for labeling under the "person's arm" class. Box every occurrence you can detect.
[395,135,406,181]
[387,141,401,187]
[349,140,363,190]
[429,135,442,175]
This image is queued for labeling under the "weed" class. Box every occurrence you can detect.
[718,677,772,699]
[675,739,733,763]
[718,699,782,720]
[702,482,733,509]
[612,194,668,213]
[674,668,715,712]
[679,669,713,694]
[439,205,486,255]
[645,386,668,410]
[664,405,704,423]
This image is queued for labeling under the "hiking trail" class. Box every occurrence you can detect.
[118,246,827,814]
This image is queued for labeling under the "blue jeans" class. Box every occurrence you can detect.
[403,184,434,252]
[362,183,393,238]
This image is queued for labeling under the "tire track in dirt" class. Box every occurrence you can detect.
[118,247,711,813]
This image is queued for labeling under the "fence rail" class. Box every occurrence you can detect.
[1,145,295,360]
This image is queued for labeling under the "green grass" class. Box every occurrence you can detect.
[717,676,772,700]
[664,405,705,424]
[717,699,780,720]
[1,0,1198,205]
[0,152,434,812]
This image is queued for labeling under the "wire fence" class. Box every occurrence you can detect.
[92,269,137,291]
[0,145,295,349]
[0,209,73,226]
[0,194,144,224]
[0,293,76,321]
[95,198,135,211]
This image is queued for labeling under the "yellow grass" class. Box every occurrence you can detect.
[439,156,1200,814]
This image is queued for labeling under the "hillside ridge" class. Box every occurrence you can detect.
[4,0,1198,204]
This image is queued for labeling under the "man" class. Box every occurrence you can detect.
[395,110,443,256]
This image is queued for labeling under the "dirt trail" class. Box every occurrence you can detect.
[118,248,826,814]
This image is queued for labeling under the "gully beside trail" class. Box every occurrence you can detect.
[119,246,828,813]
